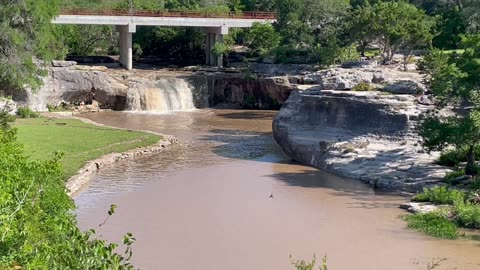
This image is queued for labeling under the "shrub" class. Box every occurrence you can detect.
[436,146,480,171]
[412,186,465,205]
[245,22,280,57]
[0,114,136,269]
[444,170,466,182]
[352,82,375,92]
[405,213,459,239]
[273,46,309,64]
[454,203,480,229]
[16,106,39,118]
[290,255,328,270]
[243,95,257,109]
[308,42,360,68]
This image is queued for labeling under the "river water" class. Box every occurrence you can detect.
[75,109,480,270]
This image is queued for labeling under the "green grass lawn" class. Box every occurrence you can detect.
[14,117,161,178]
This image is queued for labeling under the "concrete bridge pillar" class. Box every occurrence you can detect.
[204,25,229,67]
[117,24,136,70]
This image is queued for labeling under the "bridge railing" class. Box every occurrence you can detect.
[59,8,277,20]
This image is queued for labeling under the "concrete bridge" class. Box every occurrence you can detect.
[53,9,276,70]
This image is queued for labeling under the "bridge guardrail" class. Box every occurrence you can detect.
[60,8,277,20]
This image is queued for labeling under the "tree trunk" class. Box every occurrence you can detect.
[466,145,477,175]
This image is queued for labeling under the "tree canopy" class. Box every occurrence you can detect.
[0,0,66,92]
[420,35,480,174]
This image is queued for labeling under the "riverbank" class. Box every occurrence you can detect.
[15,115,176,194]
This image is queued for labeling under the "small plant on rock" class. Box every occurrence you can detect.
[16,107,39,118]
[352,82,374,92]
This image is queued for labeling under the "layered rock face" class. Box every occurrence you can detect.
[20,64,294,112]
[303,67,426,94]
[273,90,449,192]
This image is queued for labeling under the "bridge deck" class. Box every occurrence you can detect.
[60,8,277,20]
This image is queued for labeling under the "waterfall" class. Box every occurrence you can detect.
[141,78,196,113]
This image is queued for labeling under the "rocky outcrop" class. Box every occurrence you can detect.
[0,98,17,114]
[26,66,130,111]
[207,75,294,109]
[304,68,426,94]
[400,202,442,214]
[273,90,450,192]
[21,65,294,112]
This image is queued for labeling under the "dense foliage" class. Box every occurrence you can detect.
[46,0,479,68]
[0,0,66,93]
[419,35,480,174]
[407,186,480,238]
[0,113,137,269]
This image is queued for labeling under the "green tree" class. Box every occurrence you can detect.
[245,22,281,56]
[0,114,138,269]
[433,7,467,49]
[0,0,66,92]
[347,5,376,57]
[419,35,480,175]
[366,1,435,66]
[211,42,232,66]
[58,25,118,56]
[275,0,350,46]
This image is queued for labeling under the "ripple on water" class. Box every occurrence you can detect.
[75,110,480,270]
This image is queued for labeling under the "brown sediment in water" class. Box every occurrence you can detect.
[75,110,480,270]
[42,112,178,196]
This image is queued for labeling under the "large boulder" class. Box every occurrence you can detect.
[303,68,426,94]
[273,90,450,192]
[0,98,17,115]
[26,66,130,111]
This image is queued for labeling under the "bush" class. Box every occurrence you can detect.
[308,42,360,68]
[444,169,466,182]
[0,114,136,269]
[438,146,480,168]
[412,186,465,205]
[454,203,480,229]
[245,22,280,57]
[352,82,375,92]
[16,107,39,118]
[290,255,328,270]
[273,46,309,64]
[405,212,459,239]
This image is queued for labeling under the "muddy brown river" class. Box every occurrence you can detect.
[76,109,480,270]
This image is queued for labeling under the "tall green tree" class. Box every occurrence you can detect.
[419,35,480,174]
[0,0,66,92]
[275,0,350,46]
[59,25,118,56]
[363,1,435,65]
[245,22,280,56]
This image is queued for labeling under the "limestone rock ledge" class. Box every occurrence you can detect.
[273,90,450,192]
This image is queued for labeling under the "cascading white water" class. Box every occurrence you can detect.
[143,78,196,113]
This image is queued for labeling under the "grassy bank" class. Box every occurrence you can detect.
[14,117,161,178]
[405,186,480,239]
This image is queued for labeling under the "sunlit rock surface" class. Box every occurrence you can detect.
[273,90,450,192]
